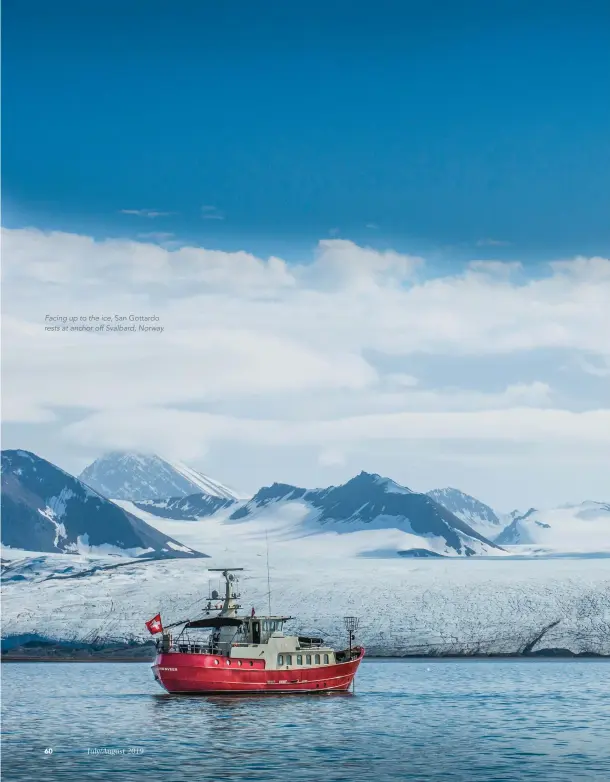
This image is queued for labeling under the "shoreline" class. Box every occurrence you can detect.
[2,651,608,663]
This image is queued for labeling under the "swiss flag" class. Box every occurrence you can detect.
[145,613,163,635]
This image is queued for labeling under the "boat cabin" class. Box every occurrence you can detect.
[159,614,341,669]
[161,614,292,655]
[242,615,288,644]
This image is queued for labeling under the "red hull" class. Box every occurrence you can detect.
[152,648,365,694]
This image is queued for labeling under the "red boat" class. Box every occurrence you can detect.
[149,568,364,694]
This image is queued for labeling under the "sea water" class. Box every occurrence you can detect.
[2,659,609,781]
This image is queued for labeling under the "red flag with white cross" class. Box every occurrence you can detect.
[145,613,163,635]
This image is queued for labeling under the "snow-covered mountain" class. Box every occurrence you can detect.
[495,508,539,545]
[1,450,206,559]
[229,471,504,557]
[495,502,610,554]
[501,509,525,525]
[79,451,241,502]
[426,487,502,539]
[133,492,235,520]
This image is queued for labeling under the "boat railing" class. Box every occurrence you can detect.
[160,639,229,656]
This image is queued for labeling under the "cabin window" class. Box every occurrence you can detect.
[286,654,292,665]
[306,655,312,665]
[270,621,276,631]
[297,655,303,665]
[314,654,320,664]
[323,654,329,664]
[278,654,284,666]
[262,621,268,632]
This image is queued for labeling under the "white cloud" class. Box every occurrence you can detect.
[305,239,423,292]
[384,373,419,389]
[367,381,554,414]
[476,238,511,247]
[201,205,225,220]
[549,256,610,280]
[137,232,175,242]
[1,326,375,415]
[2,398,57,424]
[1,228,295,290]
[467,260,522,278]
[62,406,610,454]
[578,356,610,378]
[317,448,346,467]
[119,209,173,218]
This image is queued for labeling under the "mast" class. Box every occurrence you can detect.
[208,568,243,617]
[266,529,272,616]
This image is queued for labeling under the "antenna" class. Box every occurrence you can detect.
[208,568,244,572]
[266,529,272,616]
[343,616,360,657]
[207,569,243,615]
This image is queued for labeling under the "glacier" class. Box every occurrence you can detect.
[3,503,609,656]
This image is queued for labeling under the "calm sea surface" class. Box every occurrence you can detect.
[2,659,609,782]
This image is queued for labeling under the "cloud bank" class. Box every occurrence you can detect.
[2,227,609,506]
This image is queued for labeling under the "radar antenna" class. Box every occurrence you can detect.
[343,616,360,657]
[207,568,243,616]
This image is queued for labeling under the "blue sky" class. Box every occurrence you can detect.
[3,0,609,262]
[2,1,610,509]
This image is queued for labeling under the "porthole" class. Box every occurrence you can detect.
[237,660,242,666]
[226,659,231,666]
[213,659,219,665]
